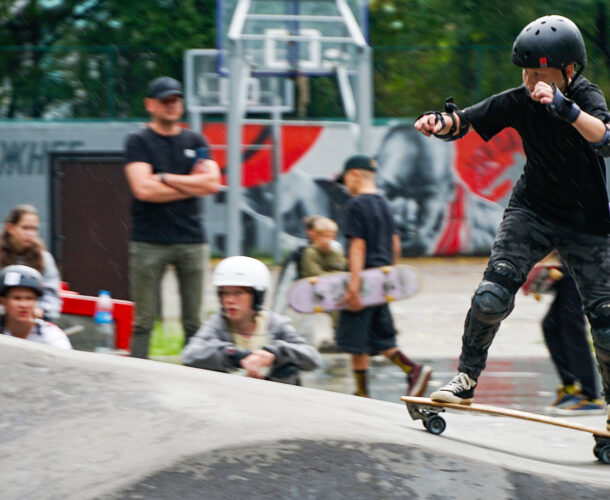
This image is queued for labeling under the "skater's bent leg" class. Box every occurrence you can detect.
[588,301,610,404]
[458,273,515,378]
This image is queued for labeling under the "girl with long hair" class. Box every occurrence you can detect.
[0,205,62,320]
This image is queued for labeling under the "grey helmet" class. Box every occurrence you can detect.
[512,15,587,70]
[0,265,44,297]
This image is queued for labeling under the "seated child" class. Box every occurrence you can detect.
[0,265,71,349]
[182,256,321,384]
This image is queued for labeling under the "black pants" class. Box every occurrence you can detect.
[458,203,610,403]
[542,272,599,399]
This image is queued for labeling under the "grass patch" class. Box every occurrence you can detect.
[149,319,184,356]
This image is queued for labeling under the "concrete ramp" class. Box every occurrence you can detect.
[1,336,609,499]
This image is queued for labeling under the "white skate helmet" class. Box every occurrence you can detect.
[213,256,271,310]
[0,265,44,297]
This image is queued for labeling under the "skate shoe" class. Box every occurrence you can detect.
[555,397,606,416]
[607,404,610,432]
[407,364,433,397]
[544,384,583,415]
[430,372,476,404]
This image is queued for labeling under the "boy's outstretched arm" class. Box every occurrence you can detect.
[413,99,474,140]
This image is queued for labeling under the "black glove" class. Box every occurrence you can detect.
[547,83,581,123]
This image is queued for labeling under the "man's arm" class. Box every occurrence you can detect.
[160,159,222,196]
[125,162,193,203]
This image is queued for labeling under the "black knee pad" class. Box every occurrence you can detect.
[471,280,514,324]
[483,260,521,295]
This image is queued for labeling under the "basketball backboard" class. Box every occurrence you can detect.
[217,0,369,76]
[184,49,294,113]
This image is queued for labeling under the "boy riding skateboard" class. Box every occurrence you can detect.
[414,15,610,430]
[336,154,432,398]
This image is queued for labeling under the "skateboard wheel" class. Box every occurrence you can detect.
[313,306,323,313]
[534,293,542,301]
[382,266,391,274]
[308,277,319,284]
[426,415,446,435]
[549,268,563,281]
[598,445,610,464]
[386,295,395,302]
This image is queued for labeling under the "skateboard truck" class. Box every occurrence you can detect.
[406,402,447,435]
[593,435,610,464]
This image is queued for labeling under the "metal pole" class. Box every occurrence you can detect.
[356,45,373,154]
[227,43,244,256]
[271,79,283,264]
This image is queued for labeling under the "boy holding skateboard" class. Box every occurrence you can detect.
[182,256,321,384]
[337,154,432,398]
[414,15,610,429]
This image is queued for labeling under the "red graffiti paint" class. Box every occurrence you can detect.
[454,128,523,203]
[202,123,323,187]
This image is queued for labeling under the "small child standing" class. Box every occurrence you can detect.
[300,216,347,331]
[300,217,347,278]
[336,154,432,398]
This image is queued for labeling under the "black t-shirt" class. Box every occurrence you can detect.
[343,193,395,268]
[465,76,610,235]
[124,127,209,243]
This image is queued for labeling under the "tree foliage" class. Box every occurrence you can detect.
[0,0,608,118]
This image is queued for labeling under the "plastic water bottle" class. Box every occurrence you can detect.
[94,290,115,353]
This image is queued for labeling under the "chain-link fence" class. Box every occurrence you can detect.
[1,45,609,119]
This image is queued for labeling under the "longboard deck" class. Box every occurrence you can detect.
[401,396,610,463]
[401,396,610,437]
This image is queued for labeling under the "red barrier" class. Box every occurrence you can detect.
[60,283,134,351]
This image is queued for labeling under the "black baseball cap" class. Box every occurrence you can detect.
[336,154,378,184]
[147,76,184,99]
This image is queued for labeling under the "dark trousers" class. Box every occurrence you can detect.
[542,272,599,399]
[458,204,610,403]
[129,241,205,359]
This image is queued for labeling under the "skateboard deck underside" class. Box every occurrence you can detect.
[289,265,419,313]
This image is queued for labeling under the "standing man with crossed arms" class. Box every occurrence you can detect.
[125,76,221,358]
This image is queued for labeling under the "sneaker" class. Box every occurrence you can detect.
[407,364,433,397]
[555,397,607,416]
[544,384,583,415]
[606,404,610,432]
[430,372,477,404]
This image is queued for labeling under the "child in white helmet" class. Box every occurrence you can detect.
[182,256,321,384]
[0,265,71,349]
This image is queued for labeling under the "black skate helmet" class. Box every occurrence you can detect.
[512,15,587,70]
[512,15,587,92]
[0,265,44,297]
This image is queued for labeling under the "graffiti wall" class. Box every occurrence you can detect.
[202,122,527,256]
[3,120,605,257]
